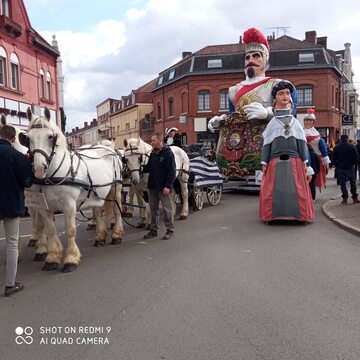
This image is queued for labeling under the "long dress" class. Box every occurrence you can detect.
[304,127,330,190]
[259,110,315,222]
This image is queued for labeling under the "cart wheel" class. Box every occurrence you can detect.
[193,186,204,211]
[206,186,222,206]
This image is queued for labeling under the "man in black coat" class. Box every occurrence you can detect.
[0,125,34,296]
[142,132,176,240]
[332,134,359,204]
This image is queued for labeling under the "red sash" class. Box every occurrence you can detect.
[306,135,320,143]
[234,77,271,107]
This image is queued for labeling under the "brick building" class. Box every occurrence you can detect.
[66,119,98,150]
[152,30,358,146]
[0,0,60,129]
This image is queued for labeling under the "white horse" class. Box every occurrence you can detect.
[25,107,124,272]
[123,137,190,221]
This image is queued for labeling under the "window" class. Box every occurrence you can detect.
[126,123,130,133]
[158,75,164,86]
[39,69,45,97]
[349,95,356,115]
[10,53,19,90]
[168,97,174,117]
[198,92,210,111]
[208,59,222,68]
[0,46,7,86]
[297,86,313,106]
[169,69,175,80]
[0,0,9,16]
[157,102,161,120]
[220,90,229,110]
[299,53,314,63]
[46,72,52,100]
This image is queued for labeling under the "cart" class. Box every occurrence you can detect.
[188,155,224,211]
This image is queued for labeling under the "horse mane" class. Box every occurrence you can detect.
[126,137,151,152]
[29,114,68,151]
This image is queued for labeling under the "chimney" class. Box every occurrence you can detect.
[344,42,351,64]
[75,127,79,131]
[84,121,88,127]
[305,31,317,44]
[239,35,242,44]
[317,36,327,48]
[182,51,192,58]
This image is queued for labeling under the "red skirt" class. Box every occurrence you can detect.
[315,156,327,190]
[259,157,315,222]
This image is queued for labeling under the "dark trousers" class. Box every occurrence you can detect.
[309,174,317,200]
[337,167,358,199]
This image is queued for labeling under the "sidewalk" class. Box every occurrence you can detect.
[322,197,360,236]
[321,170,360,237]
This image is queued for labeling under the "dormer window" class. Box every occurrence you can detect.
[0,0,9,16]
[299,53,314,63]
[207,59,222,68]
[158,75,164,85]
[169,69,175,80]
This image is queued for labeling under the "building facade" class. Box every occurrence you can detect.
[110,79,155,149]
[0,0,60,129]
[66,119,98,150]
[152,31,358,146]
[96,98,118,139]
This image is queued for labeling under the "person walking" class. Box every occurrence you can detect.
[0,125,34,297]
[332,134,359,205]
[308,143,321,201]
[355,139,360,181]
[142,132,176,240]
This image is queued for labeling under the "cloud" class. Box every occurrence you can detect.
[37,0,360,130]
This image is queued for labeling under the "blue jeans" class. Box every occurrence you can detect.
[337,168,358,199]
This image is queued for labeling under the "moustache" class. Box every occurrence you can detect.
[245,63,259,68]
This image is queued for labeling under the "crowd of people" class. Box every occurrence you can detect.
[2,26,360,298]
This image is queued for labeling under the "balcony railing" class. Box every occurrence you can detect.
[0,15,22,38]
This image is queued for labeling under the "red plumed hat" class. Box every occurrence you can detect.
[243,27,270,60]
[304,108,316,121]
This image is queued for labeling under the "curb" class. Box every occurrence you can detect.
[322,200,360,237]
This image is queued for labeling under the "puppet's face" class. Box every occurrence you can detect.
[245,51,266,78]
[274,89,291,109]
[304,119,315,129]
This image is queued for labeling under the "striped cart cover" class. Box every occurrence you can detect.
[189,156,224,188]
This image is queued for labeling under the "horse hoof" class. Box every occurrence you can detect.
[34,253,47,262]
[62,263,78,273]
[28,239,38,247]
[136,223,146,229]
[179,215,187,220]
[94,240,106,247]
[42,262,58,271]
[111,238,122,245]
[87,224,96,230]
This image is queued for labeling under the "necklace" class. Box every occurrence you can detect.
[275,115,293,136]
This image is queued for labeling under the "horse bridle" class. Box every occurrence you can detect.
[28,123,60,166]
[123,145,151,173]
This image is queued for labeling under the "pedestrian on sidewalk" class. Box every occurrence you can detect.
[0,125,34,297]
[308,143,320,201]
[142,132,176,240]
[332,134,359,205]
[355,139,360,181]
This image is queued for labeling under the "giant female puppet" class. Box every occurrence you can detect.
[259,81,315,223]
[303,109,331,191]
[208,27,297,180]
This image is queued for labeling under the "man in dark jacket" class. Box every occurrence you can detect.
[143,132,176,240]
[0,125,34,296]
[332,134,359,204]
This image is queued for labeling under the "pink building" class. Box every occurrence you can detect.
[0,0,60,130]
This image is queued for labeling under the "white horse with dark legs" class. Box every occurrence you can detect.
[123,138,190,222]
[0,115,46,257]
[25,107,124,272]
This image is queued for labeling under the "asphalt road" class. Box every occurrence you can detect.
[1,176,360,360]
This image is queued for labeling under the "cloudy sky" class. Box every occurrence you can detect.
[24,0,360,131]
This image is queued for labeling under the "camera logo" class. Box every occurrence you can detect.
[15,326,33,345]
